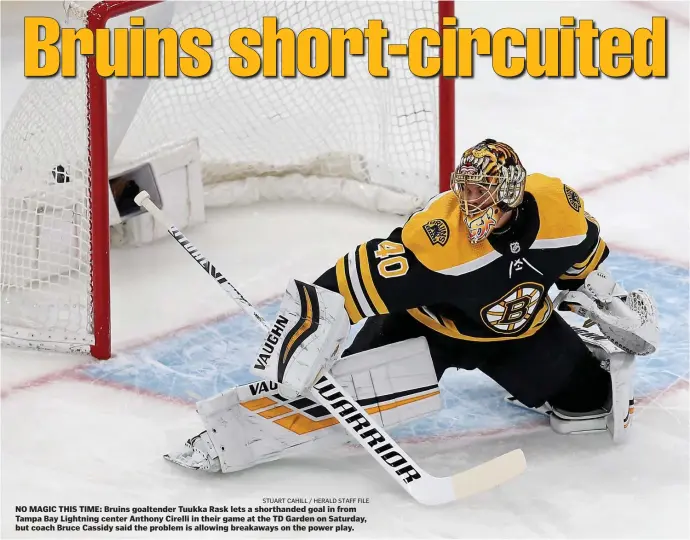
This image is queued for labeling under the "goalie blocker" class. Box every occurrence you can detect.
[250,279,350,396]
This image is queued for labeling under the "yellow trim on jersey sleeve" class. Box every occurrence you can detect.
[589,238,608,267]
[571,244,599,269]
[585,211,600,232]
[401,192,496,273]
[335,256,364,323]
[357,243,389,315]
[559,238,608,280]
[527,174,588,241]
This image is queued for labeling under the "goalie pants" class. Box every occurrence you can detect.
[342,311,611,412]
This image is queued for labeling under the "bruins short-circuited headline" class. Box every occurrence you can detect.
[24,16,667,79]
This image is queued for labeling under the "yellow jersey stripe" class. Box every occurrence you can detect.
[585,212,600,231]
[408,301,552,342]
[586,239,608,272]
[357,243,389,315]
[347,250,375,317]
[336,256,363,323]
[571,238,600,270]
[560,239,608,280]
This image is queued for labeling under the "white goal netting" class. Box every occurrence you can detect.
[1,1,442,354]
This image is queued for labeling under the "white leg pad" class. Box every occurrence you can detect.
[169,337,441,473]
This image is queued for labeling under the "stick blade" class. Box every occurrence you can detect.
[451,449,526,500]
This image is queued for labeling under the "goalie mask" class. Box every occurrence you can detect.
[451,139,527,243]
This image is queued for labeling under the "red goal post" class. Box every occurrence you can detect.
[1,0,455,360]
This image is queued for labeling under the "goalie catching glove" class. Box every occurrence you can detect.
[555,268,659,356]
[250,279,350,396]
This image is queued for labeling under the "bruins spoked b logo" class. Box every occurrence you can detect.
[481,282,545,334]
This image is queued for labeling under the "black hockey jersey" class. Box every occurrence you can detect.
[314,174,609,342]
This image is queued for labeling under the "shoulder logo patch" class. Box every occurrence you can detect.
[563,184,581,212]
[423,219,450,246]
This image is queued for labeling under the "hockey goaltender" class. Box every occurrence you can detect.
[162,139,659,487]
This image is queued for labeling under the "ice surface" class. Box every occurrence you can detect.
[2,1,689,538]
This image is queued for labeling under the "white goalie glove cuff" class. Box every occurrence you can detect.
[555,269,659,356]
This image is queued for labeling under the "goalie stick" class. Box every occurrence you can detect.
[134,190,527,505]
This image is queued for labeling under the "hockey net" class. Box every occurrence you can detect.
[1,1,453,358]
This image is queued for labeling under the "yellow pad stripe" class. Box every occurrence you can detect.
[258,405,292,419]
[281,284,314,362]
[240,397,276,411]
[274,414,339,435]
[273,391,440,435]
[366,390,441,415]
